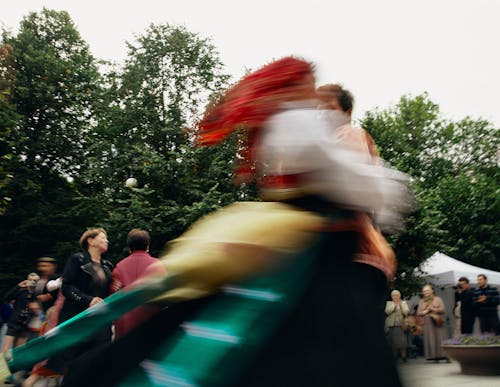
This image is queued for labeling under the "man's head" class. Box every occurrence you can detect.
[316,83,354,116]
[37,256,57,276]
[127,228,150,252]
[458,276,470,290]
[477,274,488,288]
[27,272,40,289]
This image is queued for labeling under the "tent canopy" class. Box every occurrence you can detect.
[415,251,500,287]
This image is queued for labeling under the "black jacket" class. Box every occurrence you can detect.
[473,285,500,312]
[458,287,476,319]
[4,284,37,326]
[59,251,113,323]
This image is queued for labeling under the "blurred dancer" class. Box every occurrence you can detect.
[61,57,410,387]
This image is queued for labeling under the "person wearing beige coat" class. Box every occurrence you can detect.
[417,284,449,362]
[385,290,410,362]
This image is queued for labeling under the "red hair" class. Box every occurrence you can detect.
[197,56,314,180]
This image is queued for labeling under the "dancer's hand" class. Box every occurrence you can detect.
[90,297,103,307]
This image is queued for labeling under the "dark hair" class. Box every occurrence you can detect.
[458,277,469,283]
[127,229,150,252]
[477,274,487,280]
[79,228,107,250]
[316,83,354,112]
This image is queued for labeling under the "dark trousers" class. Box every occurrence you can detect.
[460,314,475,334]
[478,310,500,334]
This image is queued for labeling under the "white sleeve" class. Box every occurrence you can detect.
[46,277,62,292]
[257,108,412,229]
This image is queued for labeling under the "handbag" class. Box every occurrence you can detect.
[401,317,410,332]
[429,313,443,327]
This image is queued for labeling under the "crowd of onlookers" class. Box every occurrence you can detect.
[385,275,500,364]
[1,228,161,386]
[3,231,499,386]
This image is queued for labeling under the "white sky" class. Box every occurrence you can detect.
[2,0,500,126]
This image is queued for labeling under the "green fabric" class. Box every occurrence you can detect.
[6,233,324,387]
[119,237,324,387]
[8,275,179,373]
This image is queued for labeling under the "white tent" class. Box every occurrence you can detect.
[415,251,500,286]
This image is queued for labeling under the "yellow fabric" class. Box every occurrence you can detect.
[152,202,326,302]
[0,353,11,381]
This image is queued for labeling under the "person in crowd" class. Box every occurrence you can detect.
[22,291,66,386]
[456,276,476,335]
[1,273,40,353]
[26,301,45,341]
[417,284,449,362]
[385,290,410,362]
[34,257,60,312]
[407,305,424,357]
[44,228,113,378]
[0,301,14,350]
[110,228,161,338]
[473,274,500,334]
[452,290,461,337]
[28,57,411,387]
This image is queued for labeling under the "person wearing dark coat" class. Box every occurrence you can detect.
[473,274,500,335]
[45,228,113,377]
[1,273,40,352]
[457,276,476,334]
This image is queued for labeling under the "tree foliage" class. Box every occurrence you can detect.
[362,93,500,296]
[0,8,102,290]
[0,10,497,301]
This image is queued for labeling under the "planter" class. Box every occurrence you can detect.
[441,344,500,375]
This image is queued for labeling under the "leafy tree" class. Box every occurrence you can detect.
[0,43,18,212]
[79,24,255,262]
[362,94,500,295]
[0,9,102,293]
[2,8,100,176]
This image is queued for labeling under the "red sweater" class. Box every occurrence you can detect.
[111,251,161,338]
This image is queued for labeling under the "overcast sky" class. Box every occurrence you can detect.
[3,0,500,126]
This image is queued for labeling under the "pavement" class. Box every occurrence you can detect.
[398,357,500,387]
[2,357,499,386]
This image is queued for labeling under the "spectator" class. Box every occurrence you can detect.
[0,301,14,350]
[44,228,113,377]
[457,276,476,335]
[1,273,40,353]
[34,256,60,312]
[417,284,449,362]
[110,228,162,338]
[385,290,410,362]
[473,274,500,334]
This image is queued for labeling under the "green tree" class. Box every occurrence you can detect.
[0,43,18,212]
[2,8,100,176]
[0,9,102,292]
[79,24,255,262]
[362,94,500,295]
